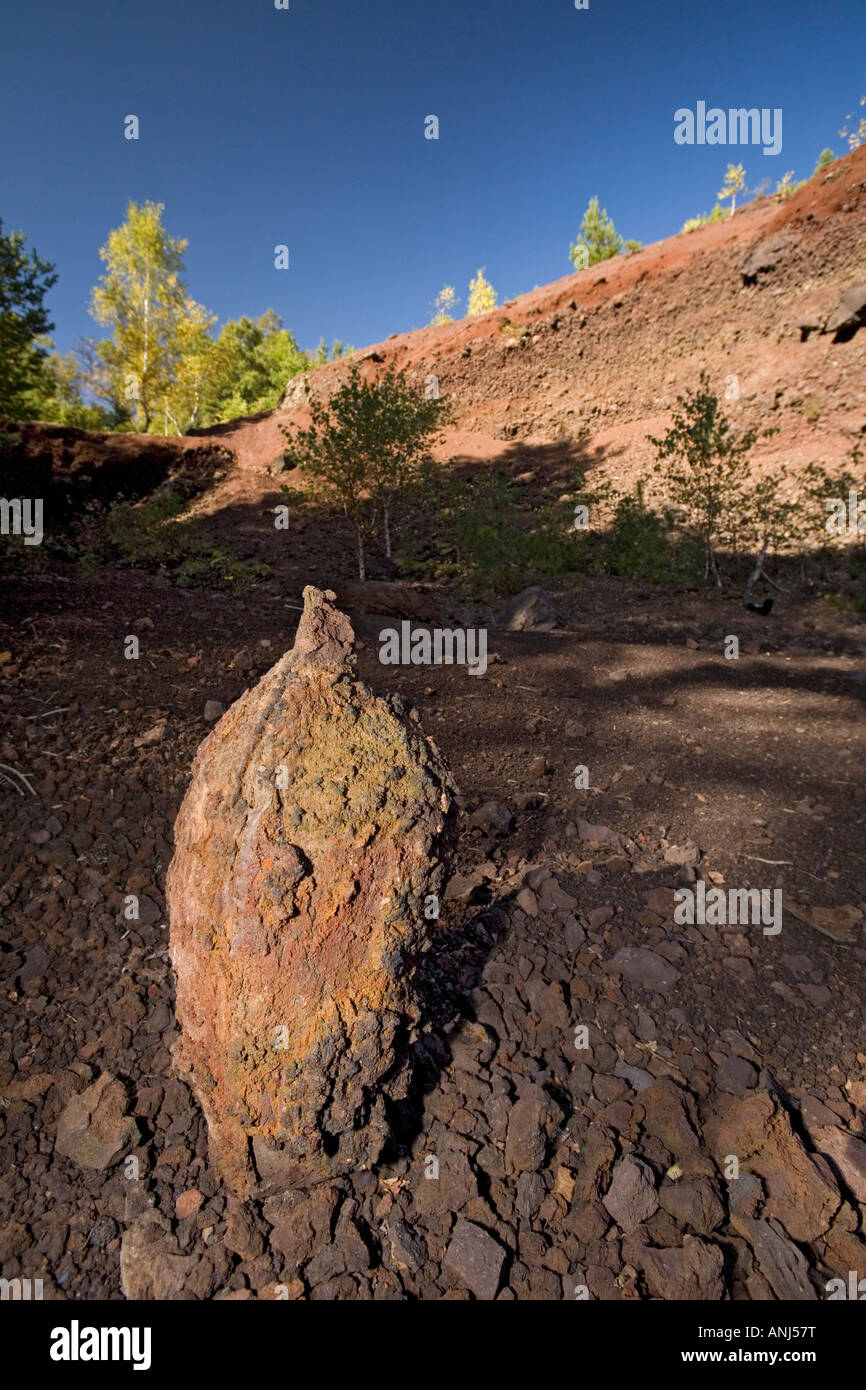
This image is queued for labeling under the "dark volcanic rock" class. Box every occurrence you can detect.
[444,1219,507,1300]
[602,1155,659,1231]
[168,586,456,1196]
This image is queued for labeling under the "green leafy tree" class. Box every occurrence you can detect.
[467,268,497,317]
[733,465,801,605]
[569,197,623,268]
[0,219,58,418]
[366,364,451,557]
[90,201,211,430]
[159,299,217,433]
[282,364,449,578]
[814,148,835,174]
[21,339,116,428]
[203,311,308,423]
[649,372,759,585]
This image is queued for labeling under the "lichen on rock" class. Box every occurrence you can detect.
[168,585,455,1197]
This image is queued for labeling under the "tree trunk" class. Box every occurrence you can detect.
[744,540,769,606]
[356,526,366,581]
[706,538,722,588]
[141,270,150,431]
[383,504,391,559]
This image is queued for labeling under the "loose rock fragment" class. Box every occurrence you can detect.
[168,586,455,1196]
[731,1214,816,1300]
[602,1155,659,1231]
[631,1234,725,1300]
[499,586,563,632]
[505,1085,559,1174]
[120,1214,195,1300]
[715,1090,839,1242]
[607,946,680,993]
[55,1072,139,1171]
[444,1219,507,1300]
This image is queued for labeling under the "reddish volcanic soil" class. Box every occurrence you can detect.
[1,145,865,1304]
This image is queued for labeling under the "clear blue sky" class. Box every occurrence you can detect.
[2,0,863,358]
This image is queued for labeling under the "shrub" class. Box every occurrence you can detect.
[681,205,725,233]
[70,490,270,590]
[649,372,760,586]
[281,364,450,578]
[569,197,624,268]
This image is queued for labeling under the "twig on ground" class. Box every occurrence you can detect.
[0,763,36,795]
[744,855,794,865]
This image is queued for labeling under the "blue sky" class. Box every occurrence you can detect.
[2,0,863,358]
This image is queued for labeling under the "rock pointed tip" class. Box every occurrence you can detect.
[292,585,356,671]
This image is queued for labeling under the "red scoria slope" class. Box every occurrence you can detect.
[202,143,866,492]
[11,144,866,509]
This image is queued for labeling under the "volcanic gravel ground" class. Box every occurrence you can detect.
[1,568,864,1299]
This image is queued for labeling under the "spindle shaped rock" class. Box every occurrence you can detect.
[168,586,455,1196]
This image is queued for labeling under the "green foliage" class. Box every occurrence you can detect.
[569,197,624,268]
[71,489,270,590]
[601,485,702,584]
[649,372,760,584]
[396,464,544,594]
[681,204,725,234]
[0,218,58,418]
[308,337,351,367]
[393,461,704,596]
[774,171,806,202]
[84,197,347,432]
[814,148,835,174]
[799,447,866,553]
[18,340,117,428]
[90,200,214,431]
[396,460,606,595]
[282,364,450,577]
[202,311,309,424]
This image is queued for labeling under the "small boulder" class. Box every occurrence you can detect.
[168,586,456,1197]
[825,284,866,339]
[500,586,563,632]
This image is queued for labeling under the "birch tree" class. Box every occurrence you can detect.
[89,201,205,430]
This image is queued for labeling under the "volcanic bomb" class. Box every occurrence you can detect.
[167,585,456,1197]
